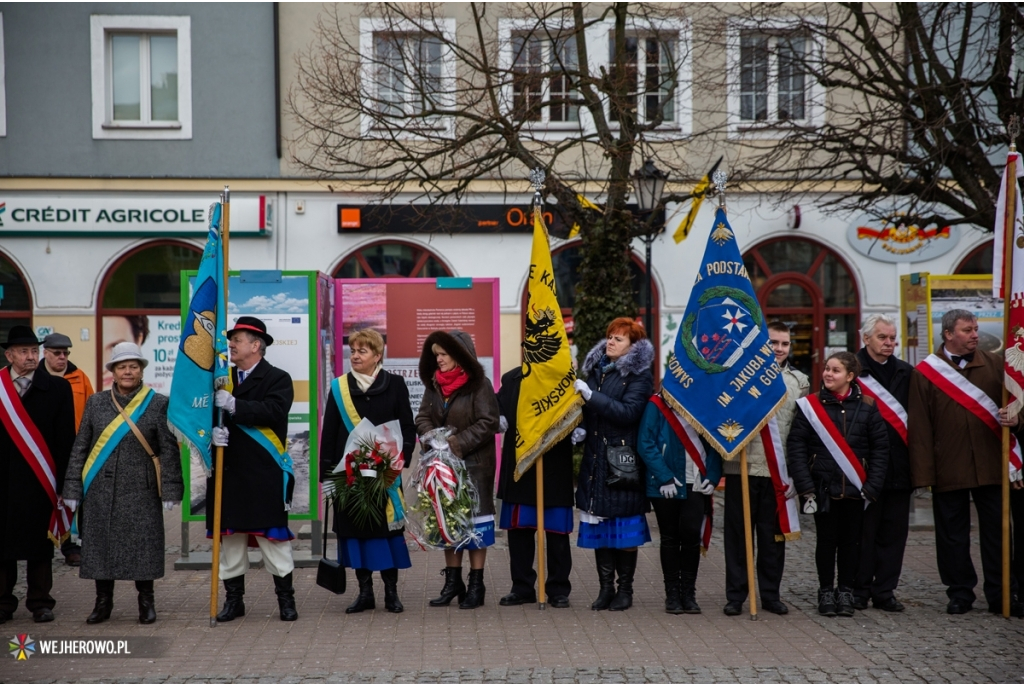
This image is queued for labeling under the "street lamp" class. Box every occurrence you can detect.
[633,159,668,338]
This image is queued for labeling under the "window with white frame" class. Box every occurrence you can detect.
[90,15,192,140]
[608,33,678,126]
[510,32,579,124]
[360,19,455,136]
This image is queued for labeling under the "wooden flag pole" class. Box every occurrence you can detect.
[1000,147,1016,619]
[740,447,758,620]
[210,186,231,627]
[536,456,547,610]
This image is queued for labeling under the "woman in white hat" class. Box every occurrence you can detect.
[62,342,183,624]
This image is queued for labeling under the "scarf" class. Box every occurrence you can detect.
[832,386,853,402]
[435,366,469,397]
[351,364,382,393]
[600,355,617,374]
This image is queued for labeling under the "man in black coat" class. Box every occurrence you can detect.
[496,367,574,608]
[854,315,914,612]
[209,317,297,622]
[0,326,76,623]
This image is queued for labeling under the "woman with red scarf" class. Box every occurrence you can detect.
[416,330,501,609]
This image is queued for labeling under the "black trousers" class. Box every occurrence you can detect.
[814,498,864,590]
[1013,488,1024,592]
[855,488,911,602]
[724,475,786,602]
[507,528,572,598]
[651,488,705,582]
[933,484,1019,606]
[0,558,55,613]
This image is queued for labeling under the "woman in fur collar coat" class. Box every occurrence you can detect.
[416,329,501,610]
[572,318,654,611]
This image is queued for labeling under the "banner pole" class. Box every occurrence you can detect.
[210,186,231,627]
[740,447,758,620]
[1001,149,1016,620]
[536,456,547,610]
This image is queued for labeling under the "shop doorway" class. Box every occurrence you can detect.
[743,238,860,386]
[0,251,32,341]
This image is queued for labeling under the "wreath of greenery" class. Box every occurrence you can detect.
[681,285,765,374]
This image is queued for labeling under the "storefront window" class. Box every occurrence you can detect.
[333,241,452,279]
[97,241,201,390]
[0,252,32,342]
[955,240,993,275]
[743,238,859,385]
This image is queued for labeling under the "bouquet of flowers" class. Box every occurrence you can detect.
[407,427,481,550]
[324,418,404,530]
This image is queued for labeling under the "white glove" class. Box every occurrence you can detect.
[163,501,176,511]
[784,482,797,499]
[696,478,715,496]
[573,379,593,401]
[65,499,78,513]
[212,426,230,447]
[498,416,508,434]
[659,481,678,499]
[214,390,236,414]
[803,494,818,514]
[571,427,587,445]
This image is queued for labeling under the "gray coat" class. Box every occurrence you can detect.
[63,387,183,580]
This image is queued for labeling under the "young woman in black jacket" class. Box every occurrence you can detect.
[786,351,889,617]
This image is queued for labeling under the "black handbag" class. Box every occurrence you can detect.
[604,439,642,492]
[315,500,346,595]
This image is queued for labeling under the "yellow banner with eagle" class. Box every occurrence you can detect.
[514,208,584,480]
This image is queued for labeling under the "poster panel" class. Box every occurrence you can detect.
[899,273,931,365]
[100,314,181,394]
[929,274,1003,356]
[334,279,500,414]
[180,271,322,522]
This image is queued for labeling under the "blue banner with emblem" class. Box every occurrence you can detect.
[660,207,788,460]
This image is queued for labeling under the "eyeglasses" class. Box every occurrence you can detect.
[47,349,70,357]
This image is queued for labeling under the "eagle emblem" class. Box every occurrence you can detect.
[522,305,562,377]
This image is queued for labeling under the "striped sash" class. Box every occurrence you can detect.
[82,386,154,494]
[858,375,908,444]
[237,425,294,507]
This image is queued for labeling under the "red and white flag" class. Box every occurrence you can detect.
[993,152,1024,417]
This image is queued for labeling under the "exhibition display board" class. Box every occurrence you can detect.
[900,273,1002,365]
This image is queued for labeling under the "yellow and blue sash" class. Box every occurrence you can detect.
[237,425,294,505]
[330,374,405,528]
[82,386,155,495]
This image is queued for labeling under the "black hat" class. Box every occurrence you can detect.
[2,325,40,349]
[226,316,274,346]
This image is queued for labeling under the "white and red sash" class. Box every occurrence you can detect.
[796,394,869,505]
[0,370,70,546]
[650,395,713,553]
[759,417,801,541]
[857,375,908,445]
[917,354,1024,476]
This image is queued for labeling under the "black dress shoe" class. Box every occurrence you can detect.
[852,595,869,611]
[499,591,536,606]
[549,595,570,608]
[0,609,12,624]
[986,597,1024,617]
[874,597,905,612]
[723,601,743,616]
[33,608,55,623]
[762,599,789,615]
[947,600,972,614]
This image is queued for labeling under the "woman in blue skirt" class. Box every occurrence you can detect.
[572,318,655,611]
[320,329,417,613]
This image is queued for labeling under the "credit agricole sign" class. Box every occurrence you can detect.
[0,193,273,237]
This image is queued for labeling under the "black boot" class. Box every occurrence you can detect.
[429,567,466,607]
[273,573,299,621]
[87,579,114,624]
[818,587,837,617]
[135,580,156,624]
[346,569,376,613]
[608,549,637,611]
[680,571,701,614]
[459,569,486,609]
[216,576,246,622]
[664,578,684,615]
[381,568,403,614]
[591,549,616,610]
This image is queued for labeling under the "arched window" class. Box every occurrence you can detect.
[333,240,453,278]
[520,242,657,355]
[955,240,993,274]
[97,241,202,390]
[0,252,32,342]
[743,238,860,384]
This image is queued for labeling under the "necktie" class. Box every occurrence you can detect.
[15,377,30,397]
[238,370,246,384]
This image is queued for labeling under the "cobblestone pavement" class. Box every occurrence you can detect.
[4,494,1022,683]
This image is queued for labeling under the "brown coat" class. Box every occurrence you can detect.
[416,330,500,517]
[908,347,1009,493]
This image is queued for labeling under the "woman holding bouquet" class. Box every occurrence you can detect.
[320,329,416,613]
[416,330,501,609]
